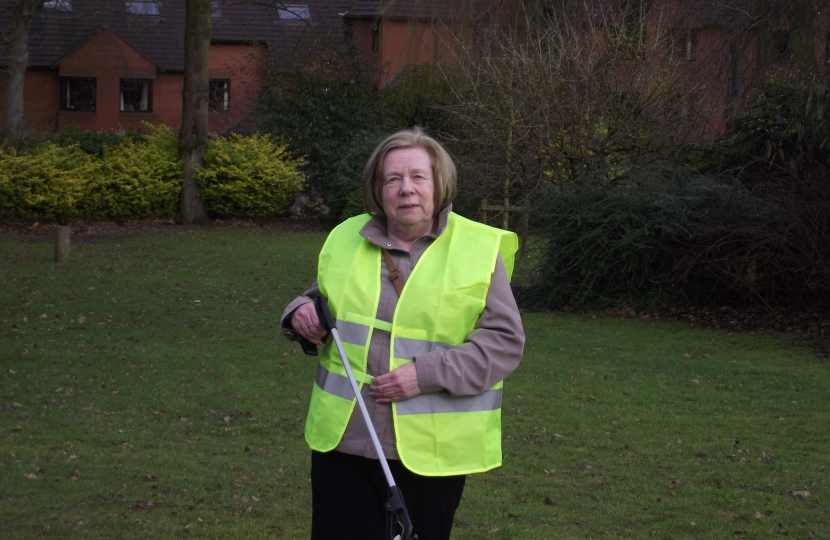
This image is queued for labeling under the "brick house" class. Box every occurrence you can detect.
[344,0,830,138]
[0,0,352,134]
[343,0,493,87]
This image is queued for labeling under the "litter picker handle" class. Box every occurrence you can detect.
[298,296,334,356]
[300,295,417,540]
[314,295,336,334]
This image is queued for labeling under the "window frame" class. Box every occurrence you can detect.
[60,77,96,112]
[119,78,153,113]
[208,79,231,112]
[669,29,696,62]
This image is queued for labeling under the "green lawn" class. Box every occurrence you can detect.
[0,227,827,539]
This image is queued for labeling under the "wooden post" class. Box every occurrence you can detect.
[521,209,530,259]
[55,226,70,264]
[481,199,489,225]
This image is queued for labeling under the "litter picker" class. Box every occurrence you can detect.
[301,296,416,540]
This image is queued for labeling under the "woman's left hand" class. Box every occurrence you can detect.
[369,363,421,404]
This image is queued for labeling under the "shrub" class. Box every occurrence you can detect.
[197,134,304,218]
[258,57,455,220]
[79,125,181,219]
[54,126,145,156]
[526,166,768,309]
[0,143,95,222]
[672,83,830,307]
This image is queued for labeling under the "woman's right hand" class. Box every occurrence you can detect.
[291,301,326,345]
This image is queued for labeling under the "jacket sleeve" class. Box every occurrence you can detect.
[279,282,320,341]
[412,256,525,396]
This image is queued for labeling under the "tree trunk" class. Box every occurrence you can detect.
[3,0,42,151]
[177,0,211,224]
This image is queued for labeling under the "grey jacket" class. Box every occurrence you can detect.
[280,205,525,460]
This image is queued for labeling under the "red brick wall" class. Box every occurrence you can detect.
[0,30,267,136]
[208,43,267,134]
[0,69,61,134]
[57,29,161,132]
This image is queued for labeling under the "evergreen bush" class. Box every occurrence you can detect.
[0,128,305,222]
[526,166,767,309]
[197,134,304,218]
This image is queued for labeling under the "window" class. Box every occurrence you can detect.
[60,78,96,111]
[669,30,696,62]
[209,79,230,111]
[211,1,222,19]
[125,0,160,15]
[774,30,790,61]
[120,79,152,112]
[277,4,311,21]
[43,0,72,11]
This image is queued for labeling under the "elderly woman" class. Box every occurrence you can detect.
[281,128,524,540]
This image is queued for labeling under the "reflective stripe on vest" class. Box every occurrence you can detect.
[396,388,503,415]
[306,212,518,476]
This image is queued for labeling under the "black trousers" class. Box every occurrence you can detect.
[310,450,466,540]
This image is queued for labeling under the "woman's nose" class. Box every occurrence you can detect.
[399,177,415,194]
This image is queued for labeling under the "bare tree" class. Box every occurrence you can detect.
[1,0,43,150]
[440,1,713,224]
[177,0,211,223]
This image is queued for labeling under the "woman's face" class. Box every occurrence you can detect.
[380,147,435,235]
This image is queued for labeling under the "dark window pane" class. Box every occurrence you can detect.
[209,79,230,111]
[62,78,96,111]
[120,79,151,112]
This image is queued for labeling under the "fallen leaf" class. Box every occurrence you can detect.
[656,497,662,502]
[214,519,221,525]
[245,506,253,513]
[24,473,37,480]
[179,417,187,422]
[789,490,810,500]
[684,353,691,358]
[184,523,191,530]
[593,478,603,487]
[112,390,118,395]
[544,497,557,506]
[489,527,500,533]
[755,512,763,520]
[8,370,16,374]
[70,470,80,480]
[39,314,47,319]
[68,455,77,461]
[552,433,564,439]
[589,395,596,400]
[691,379,700,384]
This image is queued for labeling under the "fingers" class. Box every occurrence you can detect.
[369,364,420,404]
[291,302,324,344]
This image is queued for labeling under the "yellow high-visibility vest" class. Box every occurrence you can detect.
[305,211,518,476]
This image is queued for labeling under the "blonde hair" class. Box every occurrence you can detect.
[362,127,456,217]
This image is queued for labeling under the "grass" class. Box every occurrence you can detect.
[0,226,828,539]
